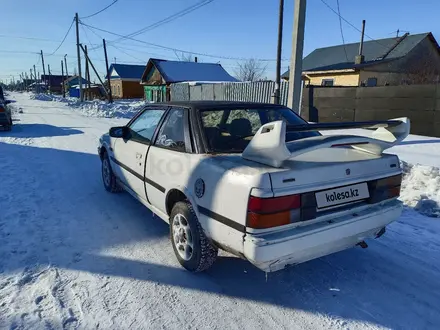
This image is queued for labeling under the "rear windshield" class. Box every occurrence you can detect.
[200,107,320,153]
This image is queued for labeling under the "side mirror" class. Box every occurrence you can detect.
[109,126,129,139]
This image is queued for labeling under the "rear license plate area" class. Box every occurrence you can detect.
[315,182,370,209]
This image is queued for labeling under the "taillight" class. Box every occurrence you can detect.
[247,195,301,229]
[368,174,402,203]
[0,106,5,113]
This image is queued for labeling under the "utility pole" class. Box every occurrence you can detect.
[61,60,65,97]
[75,13,83,101]
[48,64,52,94]
[84,45,90,100]
[64,54,69,77]
[287,0,306,113]
[33,65,38,93]
[103,39,113,103]
[40,50,46,90]
[273,0,284,104]
[79,44,110,99]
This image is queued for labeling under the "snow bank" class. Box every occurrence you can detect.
[401,161,440,217]
[29,93,70,102]
[68,99,147,119]
[28,93,147,119]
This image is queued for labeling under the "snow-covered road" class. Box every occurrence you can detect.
[1,93,439,330]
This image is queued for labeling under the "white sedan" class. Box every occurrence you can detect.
[98,101,409,272]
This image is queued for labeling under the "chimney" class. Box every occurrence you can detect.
[355,20,366,64]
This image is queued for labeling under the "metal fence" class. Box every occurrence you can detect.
[170,81,290,106]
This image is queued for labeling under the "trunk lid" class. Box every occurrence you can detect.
[268,147,400,195]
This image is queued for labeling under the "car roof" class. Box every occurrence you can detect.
[149,100,288,111]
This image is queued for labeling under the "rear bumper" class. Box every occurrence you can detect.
[243,200,403,272]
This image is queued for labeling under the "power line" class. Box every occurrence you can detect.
[336,0,348,61]
[0,34,59,43]
[319,0,389,48]
[110,44,145,63]
[108,0,214,46]
[81,22,287,62]
[48,18,75,55]
[80,25,107,77]
[81,0,118,19]
[0,50,39,55]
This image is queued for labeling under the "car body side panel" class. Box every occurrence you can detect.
[144,149,273,254]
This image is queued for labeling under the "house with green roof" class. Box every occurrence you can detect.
[282,32,440,87]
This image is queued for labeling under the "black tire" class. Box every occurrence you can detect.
[170,201,218,272]
[101,151,123,193]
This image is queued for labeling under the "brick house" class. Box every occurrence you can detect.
[282,32,440,87]
[106,64,146,99]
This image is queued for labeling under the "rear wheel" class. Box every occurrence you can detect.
[170,202,218,272]
[101,152,123,193]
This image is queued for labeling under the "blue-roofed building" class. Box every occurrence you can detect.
[106,63,146,99]
[140,58,237,102]
[282,32,440,86]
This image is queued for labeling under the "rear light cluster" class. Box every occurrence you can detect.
[0,106,5,113]
[247,195,301,229]
[246,174,403,230]
[367,174,402,203]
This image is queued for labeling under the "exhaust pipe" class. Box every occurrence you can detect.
[375,227,386,239]
[357,241,368,249]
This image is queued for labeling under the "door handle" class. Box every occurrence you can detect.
[136,152,142,159]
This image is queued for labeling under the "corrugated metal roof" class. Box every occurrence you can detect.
[150,59,238,83]
[108,63,146,80]
[282,32,434,78]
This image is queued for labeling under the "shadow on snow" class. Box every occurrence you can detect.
[0,124,83,138]
[0,142,439,329]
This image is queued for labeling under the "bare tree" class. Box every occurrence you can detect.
[234,59,267,82]
[180,52,194,62]
[176,52,200,62]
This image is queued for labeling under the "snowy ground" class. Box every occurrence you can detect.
[1,92,439,329]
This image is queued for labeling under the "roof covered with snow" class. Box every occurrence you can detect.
[142,59,237,84]
[107,63,146,80]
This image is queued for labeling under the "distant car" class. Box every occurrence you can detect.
[98,101,409,273]
[0,86,13,130]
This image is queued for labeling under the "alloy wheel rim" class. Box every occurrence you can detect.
[172,213,193,261]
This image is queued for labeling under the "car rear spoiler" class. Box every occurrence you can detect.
[242,117,410,168]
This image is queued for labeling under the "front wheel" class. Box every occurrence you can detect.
[101,152,123,193]
[170,202,218,272]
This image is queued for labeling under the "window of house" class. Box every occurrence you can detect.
[367,77,377,87]
[321,79,334,86]
[155,108,186,152]
[117,85,121,96]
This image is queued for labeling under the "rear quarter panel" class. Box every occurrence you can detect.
[171,154,273,255]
